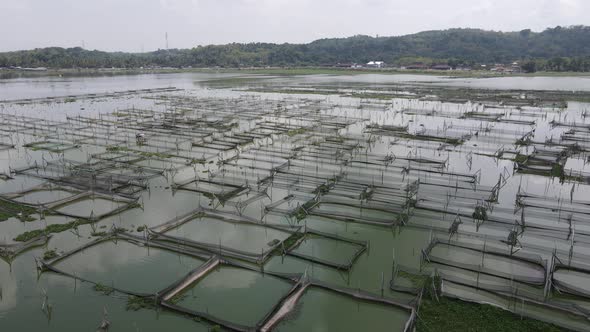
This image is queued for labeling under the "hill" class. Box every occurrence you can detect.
[1,26,590,71]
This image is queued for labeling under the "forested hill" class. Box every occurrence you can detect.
[2,26,590,70]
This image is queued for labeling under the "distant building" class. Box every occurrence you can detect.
[491,64,506,72]
[334,63,357,68]
[9,66,47,71]
[510,62,522,73]
[366,61,385,68]
[431,64,452,71]
[404,64,428,70]
[491,62,522,73]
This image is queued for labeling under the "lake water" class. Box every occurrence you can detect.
[1,72,590,331]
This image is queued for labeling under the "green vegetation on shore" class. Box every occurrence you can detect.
[42,249,58,261]
[93,284,115,296]
[13,219,88,242]
[2,66,590,81]
[417,297,566,332]
[0,199,37,222]
[126,296,156,311]
[2,26,590,73]
[396,272,568,331]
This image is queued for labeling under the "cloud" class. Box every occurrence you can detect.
[0,0,587,51]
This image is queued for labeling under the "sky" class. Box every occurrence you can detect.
[0,0,587,52]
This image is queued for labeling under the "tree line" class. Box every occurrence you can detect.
[1,26,590,72]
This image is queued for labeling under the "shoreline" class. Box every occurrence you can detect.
[2,67,590,80]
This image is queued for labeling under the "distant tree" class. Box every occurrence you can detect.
[447,58,461,68]
[547,57,568,71]
[522,61,537,73]
[519,29,531,38]
[1,26,590,70]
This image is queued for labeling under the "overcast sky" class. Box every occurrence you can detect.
[0,0,586,52]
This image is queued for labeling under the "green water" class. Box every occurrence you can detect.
[52,240,205,294]
[275,287,409,332]
[1,73,590,331]
[175,266,293,327]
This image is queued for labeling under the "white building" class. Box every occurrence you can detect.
[366,61,385,68]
